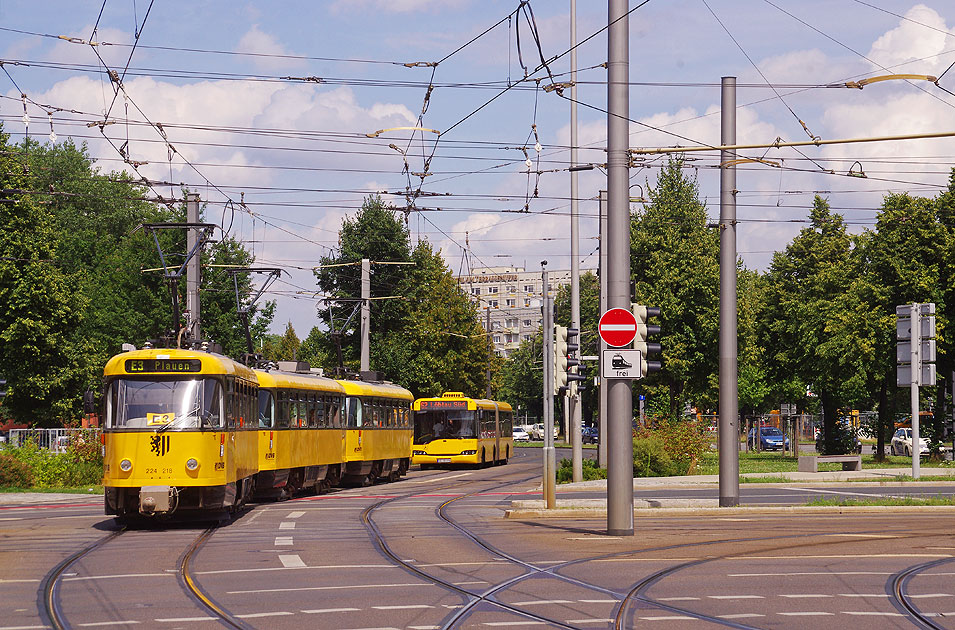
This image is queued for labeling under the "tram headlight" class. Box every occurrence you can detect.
[185,458,200,471]
[119,458,133,472]
[461,450,477,455]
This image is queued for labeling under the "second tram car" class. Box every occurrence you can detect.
[412,392,513,467]
[339,379,414,485]
[253,368,346,498]
[102,348,259,519]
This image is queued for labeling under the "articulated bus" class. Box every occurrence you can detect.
[411,392,513,468]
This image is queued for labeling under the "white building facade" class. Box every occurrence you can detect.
[456,266,593,357]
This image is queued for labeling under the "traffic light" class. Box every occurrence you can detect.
[554,325,569,393]
[565,328,587,394]
[632,304,662,376]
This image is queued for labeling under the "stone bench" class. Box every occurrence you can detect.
[797,454,862,472]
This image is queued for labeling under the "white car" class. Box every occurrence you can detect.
[891,428,929,456]
[512,428,530,442]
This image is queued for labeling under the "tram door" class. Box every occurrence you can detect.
[494,404,500,463]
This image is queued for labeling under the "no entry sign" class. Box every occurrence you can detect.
[598,308,637,347]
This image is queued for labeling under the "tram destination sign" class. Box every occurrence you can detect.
[125,358,202,374]
[419,400,469,410]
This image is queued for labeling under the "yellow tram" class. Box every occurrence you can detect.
[253,368,346,498]
[411,392,513,467]
[338,378,414,485]
[102,348,259,519]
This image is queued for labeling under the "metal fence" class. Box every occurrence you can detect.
[5,428,101,452]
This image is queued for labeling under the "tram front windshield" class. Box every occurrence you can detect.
[414,410,476,443]
[107,378,222,430]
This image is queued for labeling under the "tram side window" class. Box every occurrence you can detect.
[346,397,362,428]
[329,396,342,427]
[258,390,274,428]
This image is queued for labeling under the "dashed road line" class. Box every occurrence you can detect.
[154,617,215,623]
[780,594,833,598]
[301,608,361,614]
[278,521,295,530]
[235,612,294,619]
[287,510,305,518]
[778,612,834,616]
[707,595,763,600]
[372,605,433,610]
[278,554,306,568]
[274,536,293,546]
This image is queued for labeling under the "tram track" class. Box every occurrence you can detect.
[890,556,955,630]
[39,523,251,630]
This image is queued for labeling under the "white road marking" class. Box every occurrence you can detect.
[579,599,618,604]
[838,593,889,598]
[77,623,140,627]
[279,555,306,568]
[730,572,891,577]
[63,573,173,582]
[408,626,441,629]
[0,518,23,521]
[657,597,700,602]
[842,612,905,616]
[200,564,398,575]
[778,612,834,616]
[287,511,305,518]
[154,618,215,623]
[718,614,764,619]
[509,600,572,606]
[274,537,293,546]
[483,623,548,627]
[728,554,949,560]
[638,616,695,621]
[707,595,764,600]
[372,605,433,610]
[228,582,423,594]
[828,533,901,538]
[0,579,41,583]
[278,521,295,530]
[235,612,294,619]
[452,581,487,585]
[780,594,833,598]
[301,608,360,614]
[0,626,52,630]
[565,620,614,625]
[908,593,953,598]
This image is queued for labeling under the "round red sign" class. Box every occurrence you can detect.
[599,308,637,347]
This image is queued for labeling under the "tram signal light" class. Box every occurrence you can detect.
[554,325,569,393]
[631,304,663,376]
[564,328,587,394]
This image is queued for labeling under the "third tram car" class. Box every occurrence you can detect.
[339,378,414,485]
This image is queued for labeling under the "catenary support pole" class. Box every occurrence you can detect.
[186,193,201,343]
[911,302,921,479]
[569,0,583,484]
[718,77,740,507]
[486,307,493,398]
[360,258,370,372]
[606,0,633,536]
[598,190,608,468]
[542,265,556,509]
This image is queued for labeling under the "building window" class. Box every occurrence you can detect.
[505,318,519,328]
[505,333,518,343]
[524,299,531,307]
[490,299,498,308]
[524,284,535,293]
[471,287,480,296]
[493,335,501,343]
[488,286,499,294]
[523,319,532,327]
[506,285,516,293]
[505,299,516,308]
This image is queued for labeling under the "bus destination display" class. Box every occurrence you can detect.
[418,400,469,410]
[125,358,202,373]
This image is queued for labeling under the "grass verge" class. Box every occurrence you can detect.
[806,495,955,507]
[0,486,102,494]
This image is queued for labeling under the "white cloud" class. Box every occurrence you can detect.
[867,4,955,73]
[331,0,469,14]
[235,25,305,71]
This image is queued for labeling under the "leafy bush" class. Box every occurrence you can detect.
[557,457,606,483]
[633,435,680,477]
[635,417,710,475]
[0,453,33,487]
[4,439,102,488]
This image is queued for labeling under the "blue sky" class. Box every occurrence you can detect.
[2,1,954,337]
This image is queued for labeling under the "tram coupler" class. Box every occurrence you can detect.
[139,486,173,514]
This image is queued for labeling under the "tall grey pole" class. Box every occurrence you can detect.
[186,193,201,343]
[360,258,370,372]
[598,191,608,468]
[486,307,493,398]
[718,77,740,507]
[542,265,556,508]
[569,0,583,484]
[607,0,633,536]
[911,302,921,479]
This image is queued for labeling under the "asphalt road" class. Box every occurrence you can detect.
[2,450,955,629]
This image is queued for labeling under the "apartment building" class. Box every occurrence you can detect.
[456,266,591,357]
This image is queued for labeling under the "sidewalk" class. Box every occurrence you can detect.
[505,468,955,518]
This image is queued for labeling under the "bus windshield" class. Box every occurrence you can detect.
[107,378,223,430]
[414,410,477,443]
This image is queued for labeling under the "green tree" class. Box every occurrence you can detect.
[497,332,544,421]
[0,128,88,425]
[553,272,599,425]
[631,158,720,417]
[761,197,865,452]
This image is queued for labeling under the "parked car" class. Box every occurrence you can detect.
[891,428,929,456]
[528,424,558,440]
[581,426,598,444]
[52,434,71,454]
[513,427,530,442]
[747,426,790,451]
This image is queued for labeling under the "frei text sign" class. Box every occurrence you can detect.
[598,308,637,347]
